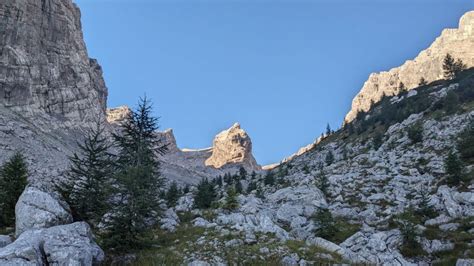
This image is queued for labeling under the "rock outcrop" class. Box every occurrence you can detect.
[15,186,72,237]
[205,123,260,171]
[0,0,107,122]
[0,222,104,265]
[106,105,131,125]
[345,11,474,123]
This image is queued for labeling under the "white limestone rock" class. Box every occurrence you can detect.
[15,187,72,237]
[160,208,180,232]
[0,222,104,265]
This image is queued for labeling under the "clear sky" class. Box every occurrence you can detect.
[74,0,474,165]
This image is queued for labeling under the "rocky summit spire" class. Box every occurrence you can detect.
[0,0,107,122]
[205,123,260,171]
[345,10,474,123]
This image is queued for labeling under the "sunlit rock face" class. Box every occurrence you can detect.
[205,123,260,171]
[345,11,474,123]
[0,0,107,123]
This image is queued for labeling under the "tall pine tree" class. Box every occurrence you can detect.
[58,122,115,226]
[102,97,167,251]
[0,152,28,227]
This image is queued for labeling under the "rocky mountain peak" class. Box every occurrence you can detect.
[459,10,474,32]
[106,105,131,124]
[205,123,260,171]
[344,10,474,123]
[0,0,107,124]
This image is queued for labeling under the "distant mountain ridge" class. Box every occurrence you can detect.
[345,11,474,123]
[107,107,262,184]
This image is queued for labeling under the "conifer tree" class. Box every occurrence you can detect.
[316,169,329,196]
[251,171,257,180]
[0,152,28,227]
[445,151,464,186]
[326,123,332,136]
[443,53,456,80]
[444,90,460,115]
[224,187,239,211]
[312,208,338,240]
[239,166,247,180]
[58,122,114,226]
[256,187,264,199]
[419,77,427,86]
[457,120,474,162]
[264,172,275,186]
[399,82,406,93]
[166,181,180,207]
[194,178,217,209]
[182,185,190,194]
[235,180,243,194]
[102,97,167,251]
[416,186,436,219]
[325,151,335,166]
[443,53,466,80]
[246,181,257,194]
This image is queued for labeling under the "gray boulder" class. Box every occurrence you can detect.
[0,235,12,248]
[15,187,72,237]
[160,208,180,232]
[0,222,104,265]
[456,259,474,266]
[176,195,195,212]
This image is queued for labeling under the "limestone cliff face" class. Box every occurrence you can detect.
[205,123,260,171]
[345,11,474,123]
[0,0,107,122]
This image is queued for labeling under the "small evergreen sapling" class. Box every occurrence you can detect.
[325,151,334,166]
[457,120,474,163]
[166,181,180,207]
[445,150,464,186]
[224,187,239,211]
[0,152,28,227]
[312,208,338,240]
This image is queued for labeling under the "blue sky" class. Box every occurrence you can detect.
[74,0,474,165]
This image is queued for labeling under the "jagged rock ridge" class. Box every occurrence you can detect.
[345,11,474,123]
[107,107,262,184]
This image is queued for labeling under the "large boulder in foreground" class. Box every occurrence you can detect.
[15,187,72,237]
[0,222,104,265]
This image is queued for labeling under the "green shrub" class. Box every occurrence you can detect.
[264,172,275,186]
[443,91,460,114]
[407,122,423,144]
[372,131,384,150]
[457,121,474,163]
[325,151,335,166]
[194,178,217,209]
[166,181,181,207]
[224,187,239,211]
[312,208,338,240]
[445,151,464,186]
